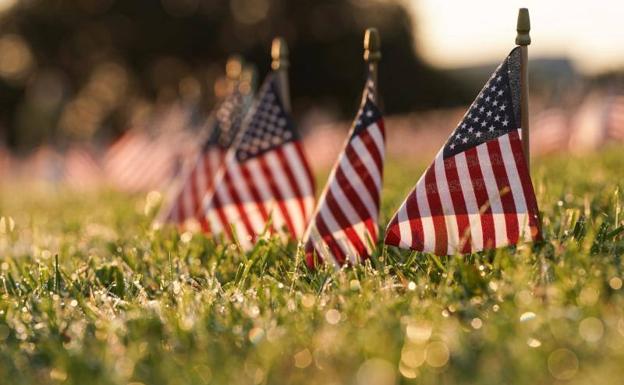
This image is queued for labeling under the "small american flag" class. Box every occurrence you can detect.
[199,73,315,249]
[302,75,384,267]
[385,47,540,255]
[159,87,250,225]
[605,94,624,142]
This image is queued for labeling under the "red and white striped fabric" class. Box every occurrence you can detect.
[385,48,541,255]
[63,146,103,190]
[530,108,570,155]
[158,88,250,226]
[302,78,384,267]
[103,129,193,193]
[199,73,315,249]
[605,95,624,142]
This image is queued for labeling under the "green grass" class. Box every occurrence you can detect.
[1,149,624,385]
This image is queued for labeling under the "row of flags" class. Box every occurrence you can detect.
[2,88,623,193]
[151,43,540,267]
[1,35,620,266]
[531,93,624,154]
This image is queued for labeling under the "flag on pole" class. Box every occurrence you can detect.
[605,94,624,142]
[199,73,315,249]
[385,47,540,255]
[302,79,384,267]
[158,87,250,225]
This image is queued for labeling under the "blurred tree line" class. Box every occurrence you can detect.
[0,0,473,152]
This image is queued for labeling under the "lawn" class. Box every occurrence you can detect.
[1,149,624,385]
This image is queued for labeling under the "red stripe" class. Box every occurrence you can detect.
[487,139,520,244]
[444,156,472,253]
[209,192,233,239]
[304,239,322,268]
[293,142,315,198]
[423,165,448,255]
[314,216,347,265]
[465,147,496,249]
[324,189,368,257]
[384,215,402,247]
[221,167,257,242]
[257,155,297,236]
[508,130,541,240]
[344,146,379,207]
[188,161,203,221]
[335,166,378,240]
[198,214,211,233]
[358,126,384,173]
[239,163,271,225]
[406,189,425,250]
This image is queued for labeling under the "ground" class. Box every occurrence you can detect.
[1,149,624,385]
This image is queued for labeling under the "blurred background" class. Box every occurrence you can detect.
[0,0,622,191]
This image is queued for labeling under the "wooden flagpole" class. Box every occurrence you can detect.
[364,28,381,101]
[271,37,291,112]
[516,8,531,169]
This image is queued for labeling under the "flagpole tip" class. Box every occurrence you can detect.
[271,37,289,70]
[364,28,381,62]
[516,8,531,46]
[226,55,243,80]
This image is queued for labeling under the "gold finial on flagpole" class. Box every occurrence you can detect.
[226,54,243,80]
[516,8,531,46]
[516,8,531,170]
[364,28,381,102]
[270,37,291,112]
[271,37,289,71]
[364,28,381,63]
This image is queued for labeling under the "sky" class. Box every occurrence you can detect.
[411,0,624,74]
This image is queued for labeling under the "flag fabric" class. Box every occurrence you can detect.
[385,47,540,255]
[530,108,570,155]
[605,94,624,142]
[199,73,315,249]
[302,75,385,267]
[158,87,250,225]
[63,146,103,190]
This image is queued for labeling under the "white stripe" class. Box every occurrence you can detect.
[338,155,377,221]
[367,123,385,159]
[329,182,375,254]
[476,143,507,247]
[307,225,341,269]
[264,151,305,237]
[318,205,358,264]
[351,136,382,191]
[415,170,435,253]
[227,162,266,235]
[245,159,287,233]
[434,155,460,254]
[396,198,413,249]
[215,169,253,249]
[201,159,231,238]
[498,134,532,242]
[193,155,208,216]
[282,143,315,218]
[454,152,484,251]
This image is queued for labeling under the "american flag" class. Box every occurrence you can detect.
[385,48,540,255]
[157,87,250,226]
[63,146,103,190]
[530,108,570,155]
[199,73,315,249]
[302,76,384,267]
[605,94,624,142]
